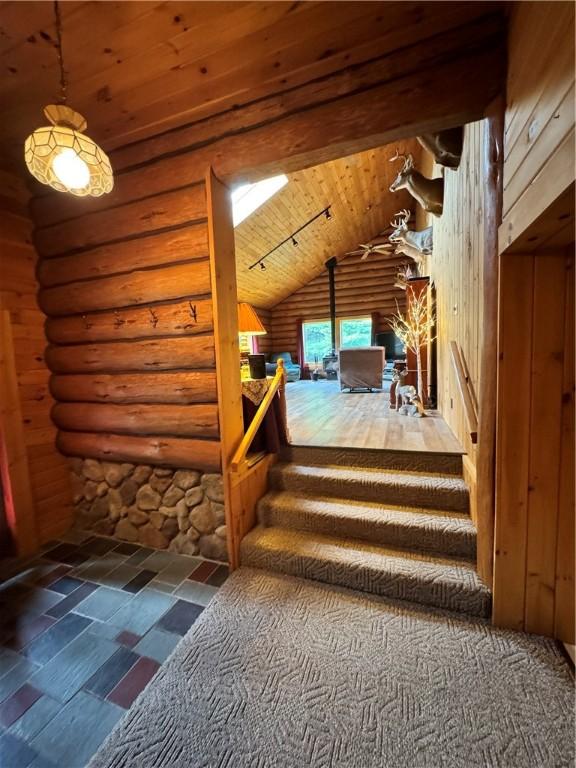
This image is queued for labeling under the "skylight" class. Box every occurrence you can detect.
[231,174,288,227]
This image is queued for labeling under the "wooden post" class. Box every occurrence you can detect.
[0,311,37,556]
[206,168,244,570]
[476,94,505,587]
[276,358,290,444]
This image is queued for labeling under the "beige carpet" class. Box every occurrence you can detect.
[90,568,574,768]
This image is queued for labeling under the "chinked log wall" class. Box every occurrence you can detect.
[30,10,505,542]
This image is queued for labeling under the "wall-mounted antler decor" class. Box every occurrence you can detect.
[388,209,433,270]
[417,127,463,169]
[389,150,444,216]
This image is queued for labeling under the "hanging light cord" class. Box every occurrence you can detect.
[54,0,67,104]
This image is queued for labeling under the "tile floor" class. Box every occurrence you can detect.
[0,530,228,768]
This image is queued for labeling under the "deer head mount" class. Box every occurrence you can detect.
[389,150,444,216]
[387,209,433,272]
[417,127,463,169]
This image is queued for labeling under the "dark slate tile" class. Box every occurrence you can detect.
[45,582,98,620]
[0,658,39,704]
[29,631,117,703]
[0,683,42,727]
[124,548,154,567]
[22,613,92,665]
[83,647,139,699]
[0,649,21,678]
[34,565,72,589]
[188,561,218,583]
[0,730,39,768]
[43,544,89,567]
[79,537,118,557]
[47,576,85,595]
[113,542,140,556]
[30,690,123,766]
[206,564,230,587]
[156,599,203,636]
[107,656,160,709]
[122,569,156,594]
[8,694,60,741]
[3,614,56,652]
[115,630,141,648]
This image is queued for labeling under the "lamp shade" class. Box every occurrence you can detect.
[24,105,113,197]
[237,303,266,335]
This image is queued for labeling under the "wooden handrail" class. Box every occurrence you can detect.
[231,358,286,472]
[449,340,479,444]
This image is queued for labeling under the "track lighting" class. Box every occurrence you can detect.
[248,205,333,271]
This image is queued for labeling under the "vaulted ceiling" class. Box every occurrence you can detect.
[0,1,504,172]
[234,139,420,309]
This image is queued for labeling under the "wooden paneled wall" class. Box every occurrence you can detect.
[35,180,221,472]
[499,2,575,253]
[0,169,73,546]
[429,122,486,473]
[491,1,575,642]
[269,252,407,361]
[493,250,574,643]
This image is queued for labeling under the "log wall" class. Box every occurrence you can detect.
[269,252,407,361]
[35,179,221,472]
[0,169,73,546]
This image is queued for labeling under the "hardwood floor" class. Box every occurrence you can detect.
[285,381,464,454]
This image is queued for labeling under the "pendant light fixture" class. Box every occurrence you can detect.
[24,1,113,197]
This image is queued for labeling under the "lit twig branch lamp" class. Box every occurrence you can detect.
[237,303,266,360]
[24,0,113,197]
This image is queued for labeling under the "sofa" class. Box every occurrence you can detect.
[265,352,301,382]
[339,346,385,391]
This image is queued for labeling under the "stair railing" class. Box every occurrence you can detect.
[449,340,478,444]
[231,358,287,473]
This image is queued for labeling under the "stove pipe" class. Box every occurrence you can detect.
[325,256,337,354]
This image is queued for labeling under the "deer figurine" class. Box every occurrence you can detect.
[389,150,444,216]
[391,369,425,417]
[391,368,416,410]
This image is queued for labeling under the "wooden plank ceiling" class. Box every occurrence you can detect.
[234,140,419,309]
[0,1,504,171]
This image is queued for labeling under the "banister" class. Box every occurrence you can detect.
[449,340,478,444]
[231,358,286,472]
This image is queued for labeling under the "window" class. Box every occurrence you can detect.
[339,316,372,349]
[302,316,373,364]
[231,175,288,227]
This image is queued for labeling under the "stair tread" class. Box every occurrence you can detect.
[242,525,487,591]
[272,463,468,490]
[262,490,475,529]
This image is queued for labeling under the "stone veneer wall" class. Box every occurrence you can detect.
[69,458,227,562]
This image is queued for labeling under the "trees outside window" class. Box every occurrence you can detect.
[302,317,372,364]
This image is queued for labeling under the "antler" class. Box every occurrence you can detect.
[390,208,411,230]
[389,150,414,172]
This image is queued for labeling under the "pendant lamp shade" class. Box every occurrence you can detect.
[25,105,113,197]
[237,303,266,335]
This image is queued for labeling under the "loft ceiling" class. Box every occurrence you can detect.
[0,1,506,173]
[234,140,419,309]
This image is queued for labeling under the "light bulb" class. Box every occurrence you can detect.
[52,148,90,189]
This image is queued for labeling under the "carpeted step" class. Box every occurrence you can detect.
[270,463,469,513]
[281,444,463,475]
[258,490,476,558]
[241,525,491,618]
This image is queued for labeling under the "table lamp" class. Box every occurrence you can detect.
[237,303,266,361]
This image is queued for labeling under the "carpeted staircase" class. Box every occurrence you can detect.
[241,446,491,618]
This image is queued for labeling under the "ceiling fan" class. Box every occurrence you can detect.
[345,240,395,260]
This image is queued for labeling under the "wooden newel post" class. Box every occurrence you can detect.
[276,358,290,444]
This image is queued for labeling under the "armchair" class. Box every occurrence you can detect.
[265,352,301,382]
